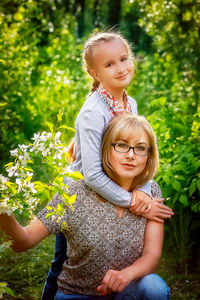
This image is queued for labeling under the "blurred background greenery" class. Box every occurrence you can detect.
[0,0,199,299]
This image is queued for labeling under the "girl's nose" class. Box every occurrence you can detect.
[116,62,124,73]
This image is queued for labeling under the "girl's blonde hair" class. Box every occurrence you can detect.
[101,113,159,190]
[83,31,134,92]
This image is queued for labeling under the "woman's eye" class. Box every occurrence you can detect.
[136,146,145,151]
[121,57,128,61]
[118,143,128,148]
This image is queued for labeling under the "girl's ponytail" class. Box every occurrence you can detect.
[91,78,100,92]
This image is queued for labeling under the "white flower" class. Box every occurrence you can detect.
[32,132,40,142]
[47,70,52,76]
[18,144,29,152]
[10,149,18,156]
[42,149,50,156]
[53,153,62,160]
[62,146,68,153]
[40,132,48,142]
[16,178,21,185]
[27,197,37,205]
[27,172,33,177]
[65,166,73,174]
[0,174,8,184]
[55,131,61,140]
[47,132,52,139]
[38,142,45,152]
[6,163,19,177]
[0,202,13,216]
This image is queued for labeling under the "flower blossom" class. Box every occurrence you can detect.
[10,149,18,157]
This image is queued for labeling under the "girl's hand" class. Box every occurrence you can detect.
[97,268,132,295]
[142,198,174,223]
[129,191,151,214]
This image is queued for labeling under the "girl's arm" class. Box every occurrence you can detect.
[0,214,50,252]
[97,220,163,294]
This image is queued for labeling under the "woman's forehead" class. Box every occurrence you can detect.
[114,127,149,143]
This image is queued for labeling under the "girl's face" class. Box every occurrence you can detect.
[109,127,149,191]
[90,39,134,96]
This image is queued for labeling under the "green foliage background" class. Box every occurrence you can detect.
[0,0,200,299]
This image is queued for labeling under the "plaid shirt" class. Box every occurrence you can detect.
[96,85,131,118]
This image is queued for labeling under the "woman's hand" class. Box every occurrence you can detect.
[97,268,132,295]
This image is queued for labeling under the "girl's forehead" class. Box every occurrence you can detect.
[92,39,128,59]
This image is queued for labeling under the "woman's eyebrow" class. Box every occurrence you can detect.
[115,139,128,143]
[136,142,149,146]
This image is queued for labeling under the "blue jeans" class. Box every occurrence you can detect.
[41,233,67,300]
[54,274,170,300]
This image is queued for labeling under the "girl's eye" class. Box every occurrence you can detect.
[121,57,128,61]
[106,63,112,67]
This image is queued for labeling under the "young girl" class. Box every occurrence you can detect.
[0,113,171,300]
[42,31,173,299]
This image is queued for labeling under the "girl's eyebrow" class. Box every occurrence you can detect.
[103,53,128,66]
[103,59,114,66]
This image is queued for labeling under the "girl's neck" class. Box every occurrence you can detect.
[102,85,125,106]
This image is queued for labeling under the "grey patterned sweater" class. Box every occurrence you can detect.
[38,180,162,296]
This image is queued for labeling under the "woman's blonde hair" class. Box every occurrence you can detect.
[101,113,159,190]
[83,31,134,92]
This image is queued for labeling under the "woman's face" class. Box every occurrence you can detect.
[109,127,149,191]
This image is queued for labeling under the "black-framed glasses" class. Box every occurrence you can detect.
[112,143,150,156]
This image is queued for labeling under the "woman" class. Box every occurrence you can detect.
[0,113,170,299]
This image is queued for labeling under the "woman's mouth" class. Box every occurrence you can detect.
[122,163,136,169]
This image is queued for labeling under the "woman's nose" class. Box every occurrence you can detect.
[126,148,136,159]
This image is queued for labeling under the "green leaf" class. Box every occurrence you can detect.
[179,194,189,206]
[189,181,196,197]
[46,206,53,211]
[69,194,76,204]
[4,162,13,168]
[58,125,76,132]
[54,176,64,185]
[69,171,84,180]
[45,122,54,133]
[45,212,54,219]
[172,180,181,191]
[0,102,7,106]
[2,286,15,296]
[0,59,6,64]
[57,112,63,122]
[182,11,192,21]
[197,180,200,191]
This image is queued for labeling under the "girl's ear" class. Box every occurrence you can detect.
[90,69,97,79]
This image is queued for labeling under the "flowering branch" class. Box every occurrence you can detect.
[0,116,83,219]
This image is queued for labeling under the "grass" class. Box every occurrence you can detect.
[0,235,200,300]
